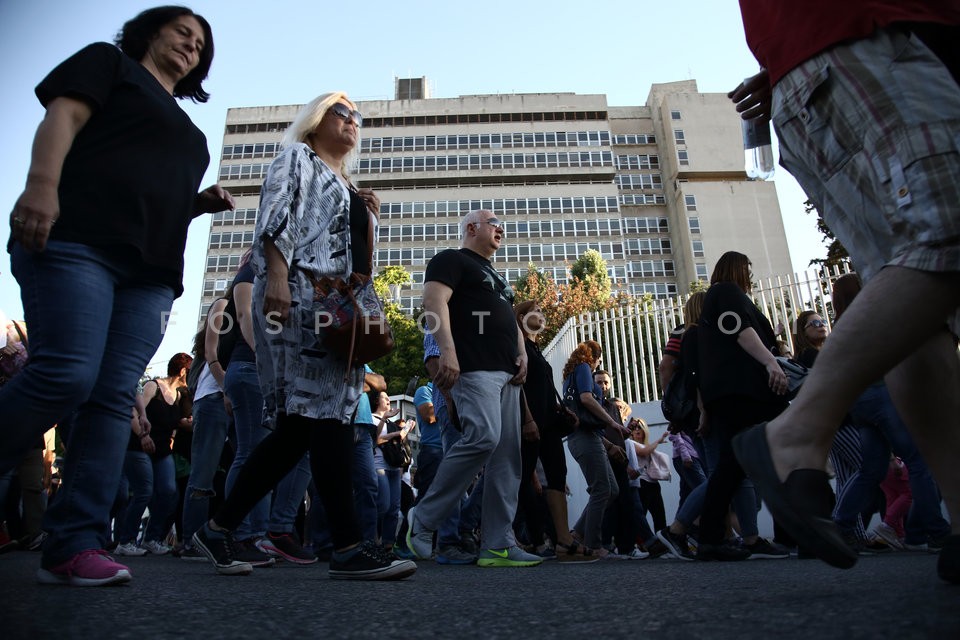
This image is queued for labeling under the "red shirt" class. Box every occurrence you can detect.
[739,0,960,84]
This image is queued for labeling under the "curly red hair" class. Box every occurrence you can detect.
[562,340,602,380]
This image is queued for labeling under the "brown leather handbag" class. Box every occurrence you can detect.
[310,211,394,370]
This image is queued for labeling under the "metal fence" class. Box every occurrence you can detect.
[541,263,854,403]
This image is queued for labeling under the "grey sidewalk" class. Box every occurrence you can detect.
[0,550,957,639]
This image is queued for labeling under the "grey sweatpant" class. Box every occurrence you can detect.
[412,370,521,550]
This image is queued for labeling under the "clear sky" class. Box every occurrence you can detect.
[0,0,825,375]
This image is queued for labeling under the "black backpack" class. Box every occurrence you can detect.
[661,359,696,426]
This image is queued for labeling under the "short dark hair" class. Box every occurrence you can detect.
[167,352,193,377]
[115,5,214,103]
[593,369,611,379]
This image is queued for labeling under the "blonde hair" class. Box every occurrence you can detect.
[631,417,650,444]
[282,92,360,178]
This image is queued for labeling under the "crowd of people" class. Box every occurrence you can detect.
[1,2,958,587]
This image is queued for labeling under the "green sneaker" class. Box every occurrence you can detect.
[477,546,543,567]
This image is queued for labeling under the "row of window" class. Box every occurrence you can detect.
[357,151,614,174]
[222,134,667,162]
[379,196,621,217]
[619,194,667,206]
[362,111,609,129]
[222,142,281,160]
[378,218,631,243]
[612,134,657,145]
[615,174,664,190]
[376,241,624,266]
[630,281,679,297]
[209,231,254,249]
[628,260,676,278]
[615,155,660,170]
[360,131,611,153]
[624,238,672,255]
[623,217,670,234]
[212,209,258,225]
[206,253,243,272]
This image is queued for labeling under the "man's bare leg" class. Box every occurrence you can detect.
[884,331,960,533]
[764,266,960,482]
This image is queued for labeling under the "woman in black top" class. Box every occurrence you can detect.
[793,310,829,368]
[3,6,232,587]
[695,251,789,560]
[513,301,574,556]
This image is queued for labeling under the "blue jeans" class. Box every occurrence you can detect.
[1,241,174,567]
[353,425,379,542]
[377,467,402,545]
[224,361,270,540]
[268,452,311,533]
[835,383,951,543]
[676,423,759,538]
[181,392,230,543]
[118,452,177,544]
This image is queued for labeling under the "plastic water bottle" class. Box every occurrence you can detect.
[742,116,774,180]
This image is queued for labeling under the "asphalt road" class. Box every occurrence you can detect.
[1,549,957,639]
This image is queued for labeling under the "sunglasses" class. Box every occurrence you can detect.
[805,319,827,329]
[330,102,362,127]
[478,217,504,231]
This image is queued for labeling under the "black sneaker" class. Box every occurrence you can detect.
[259,532,318,565]
[459,530,479,556]
[192,523,254,575]
[644,537,670,559]
[656,528,695,561]
[329,541,417,581]
[745,537,790,559]
[235,539,276,567]
[696,541,751,561]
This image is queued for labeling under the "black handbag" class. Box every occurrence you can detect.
[551,387,579,436]
[379,421,412,469]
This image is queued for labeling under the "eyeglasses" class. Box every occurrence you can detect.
[330,102,362,127]
[805,319,827,329]
[478,217,504,232]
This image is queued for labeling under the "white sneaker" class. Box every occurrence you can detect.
[626,546,650,560]
[114,542,147,556]
[142,540,172,555]
[873,522,905,550]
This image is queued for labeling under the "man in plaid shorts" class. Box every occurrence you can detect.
[727,0,960,584]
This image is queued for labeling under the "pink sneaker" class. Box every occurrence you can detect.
[37,549,132,586]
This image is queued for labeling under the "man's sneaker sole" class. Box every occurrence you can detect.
[191,531,254,576]
[405,506,434,560]
[36,567,131,587]
[259,539,318,565]
[329,559,417,580]
[656,529,695,561]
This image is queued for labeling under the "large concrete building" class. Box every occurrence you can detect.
[201,78,791,318]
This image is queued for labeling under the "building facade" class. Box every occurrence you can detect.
[201,79,792,319]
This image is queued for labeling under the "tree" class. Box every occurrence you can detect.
[370,266,423,395]
[514,262,548,301]
[805,199,849,269]
[570,250,611,309]
[514,268,619,346]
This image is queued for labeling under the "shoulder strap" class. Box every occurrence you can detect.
[12,321,27,350]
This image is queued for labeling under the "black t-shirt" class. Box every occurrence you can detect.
[522,338,556,429]
[698,283,781,409]
[348,190,371,275]
[424,248,518,374]
[228,262,256,364]
[33,43,210,297]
